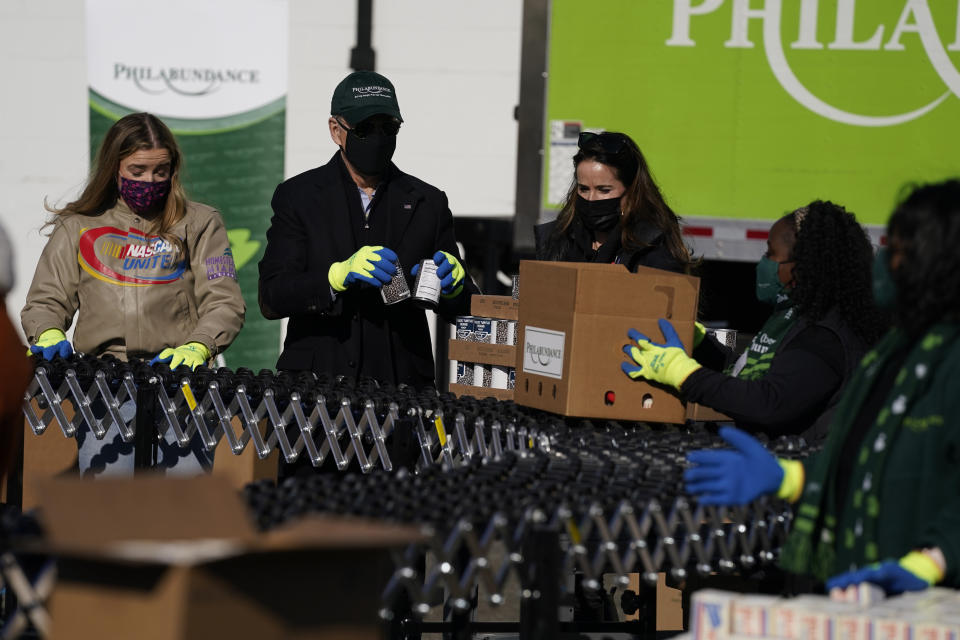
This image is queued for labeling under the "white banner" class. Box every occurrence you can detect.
[86,0,287,120]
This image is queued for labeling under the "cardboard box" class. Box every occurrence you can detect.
[448,383,514,401]
[448,340,516,368]
[471,295,519,321]
[686,404,733,423]
[35,476,423,640]
[514,261,699,423]
[21,409,79,510]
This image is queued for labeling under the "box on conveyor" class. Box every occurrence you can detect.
[514,260,699,423]
[34,476,423,640]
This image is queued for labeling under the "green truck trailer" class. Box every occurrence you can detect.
[514,0,960,260]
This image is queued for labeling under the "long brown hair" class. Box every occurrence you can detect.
[46,113,189,242]
[553,131,693,272]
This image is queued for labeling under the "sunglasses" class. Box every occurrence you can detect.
[338,118,401,139]
[578,131,628,154]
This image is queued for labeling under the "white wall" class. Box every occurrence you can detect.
[0,0,89,337]
[1,0,522,340]
[287,0,521,216]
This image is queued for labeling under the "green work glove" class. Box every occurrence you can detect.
[328,246,398,292]
[149,342,211,370]
[621,318,701,390]
[28,328,73,360]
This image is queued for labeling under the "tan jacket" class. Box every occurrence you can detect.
[21,200,245,360]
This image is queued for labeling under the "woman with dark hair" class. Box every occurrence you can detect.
[535,131,693,274]
[21,112,245,475]
[683,179,960,594]
[622,201,883,440]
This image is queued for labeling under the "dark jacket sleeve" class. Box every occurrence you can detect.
[632,243,684,274]
[681,327,843,436]
[258,184,342,320]
[434,190,479,321]
[917,355,960,587]
[692,334,734,372]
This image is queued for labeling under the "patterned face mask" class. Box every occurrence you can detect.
[118,176,171,214]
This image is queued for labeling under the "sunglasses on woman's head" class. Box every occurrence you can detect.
[338,118,401,139]
[578,131,628,154]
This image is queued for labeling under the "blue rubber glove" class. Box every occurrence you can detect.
[684,426,784,505]
[328,246,398,292]
[434,251,465,297]
[825,552,941,595]
[411,251,466,298]
[621,319,701,390]
[29,328,73,360]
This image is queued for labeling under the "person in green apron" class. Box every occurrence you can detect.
[621,201,884,440]
[680,179,960,593]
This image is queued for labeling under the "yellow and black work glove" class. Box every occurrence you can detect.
[328,246,398,292]
[693,321,707,348]
[28,328,73,360]
[149,342,211,370]
[434,250,465,298]
[826,551,944,595]
[621,318,701,390]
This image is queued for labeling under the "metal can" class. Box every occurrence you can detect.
[412,258,441,308]
[708,328,738,349]
[380,260,411,305]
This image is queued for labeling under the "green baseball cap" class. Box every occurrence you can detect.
[330,71,403,124]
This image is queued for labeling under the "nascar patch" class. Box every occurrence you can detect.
[78,225,185,286]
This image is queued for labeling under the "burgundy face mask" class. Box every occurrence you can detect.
[119,176,171,214]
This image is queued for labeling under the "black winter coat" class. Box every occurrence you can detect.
[533,217,684,274]
[258,153,477,386]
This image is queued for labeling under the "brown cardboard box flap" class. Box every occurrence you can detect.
[258,514,426,550]
[448,383,515,401]
[38,476,257,554]
[685,403,733,422]
[448,339,516,367]
[36,476,424,564]
[470,295,519,320]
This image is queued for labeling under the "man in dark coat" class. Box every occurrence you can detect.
[258,71,477,387]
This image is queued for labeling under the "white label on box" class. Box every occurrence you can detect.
[522,326,566,379]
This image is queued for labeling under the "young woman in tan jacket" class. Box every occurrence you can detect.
[21,112,245,475]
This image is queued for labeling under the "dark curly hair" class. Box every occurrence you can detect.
[886,179,960,337]
[788,200,886,344]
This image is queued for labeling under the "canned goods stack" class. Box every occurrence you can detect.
[448,295,521,400]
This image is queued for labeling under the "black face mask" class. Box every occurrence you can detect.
[342,130,396,176]
[576,194,621,232]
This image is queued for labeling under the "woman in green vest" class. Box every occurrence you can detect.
[681,179,960,593]
[622,200,884,440]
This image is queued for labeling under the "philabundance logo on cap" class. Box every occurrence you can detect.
[666,0,960,127]
[523,326,566,380]
[353,85,393,99]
